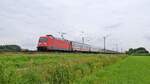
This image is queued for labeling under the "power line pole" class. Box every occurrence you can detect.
[81,31,85,44]
[121,48,123,53]
[115,43,118,52]
[82,37,84,44]
[104,36,106,52]
[103,34,111,53]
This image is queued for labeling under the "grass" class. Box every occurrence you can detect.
[0,52,125,84]
[77,56,150,84]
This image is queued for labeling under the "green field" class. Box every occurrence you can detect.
[1,53,150,84]
[78,56,150,84]
[0,52,125,84]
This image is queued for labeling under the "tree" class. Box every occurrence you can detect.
[135,47,149,54]
[126,47,149,55]
[126,48,134,54]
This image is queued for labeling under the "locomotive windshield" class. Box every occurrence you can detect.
[39,37,48,42]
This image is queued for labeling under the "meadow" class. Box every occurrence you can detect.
[78,56,150,84]
[0,52,125,84]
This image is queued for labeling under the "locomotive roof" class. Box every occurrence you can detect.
[45,34,101,48]
[46,35,69,41]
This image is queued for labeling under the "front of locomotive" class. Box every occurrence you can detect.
[37,35,50,51]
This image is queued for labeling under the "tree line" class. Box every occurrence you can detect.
[126,47,149,55]
[0,45,21,52]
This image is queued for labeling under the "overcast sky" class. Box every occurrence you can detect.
[0,0,150,51]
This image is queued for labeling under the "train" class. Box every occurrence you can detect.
[37,34,117,53]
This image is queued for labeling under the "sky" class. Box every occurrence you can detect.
[0,0,150,51]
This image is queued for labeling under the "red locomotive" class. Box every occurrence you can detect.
[37,34,102,52]
[38,35,71,51]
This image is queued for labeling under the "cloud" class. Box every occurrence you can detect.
[0,27,4,31]
[104,22,123,29]
[144,35,150,41]
[0,0,150,51]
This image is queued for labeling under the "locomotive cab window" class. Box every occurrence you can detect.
[39,37,48,42]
